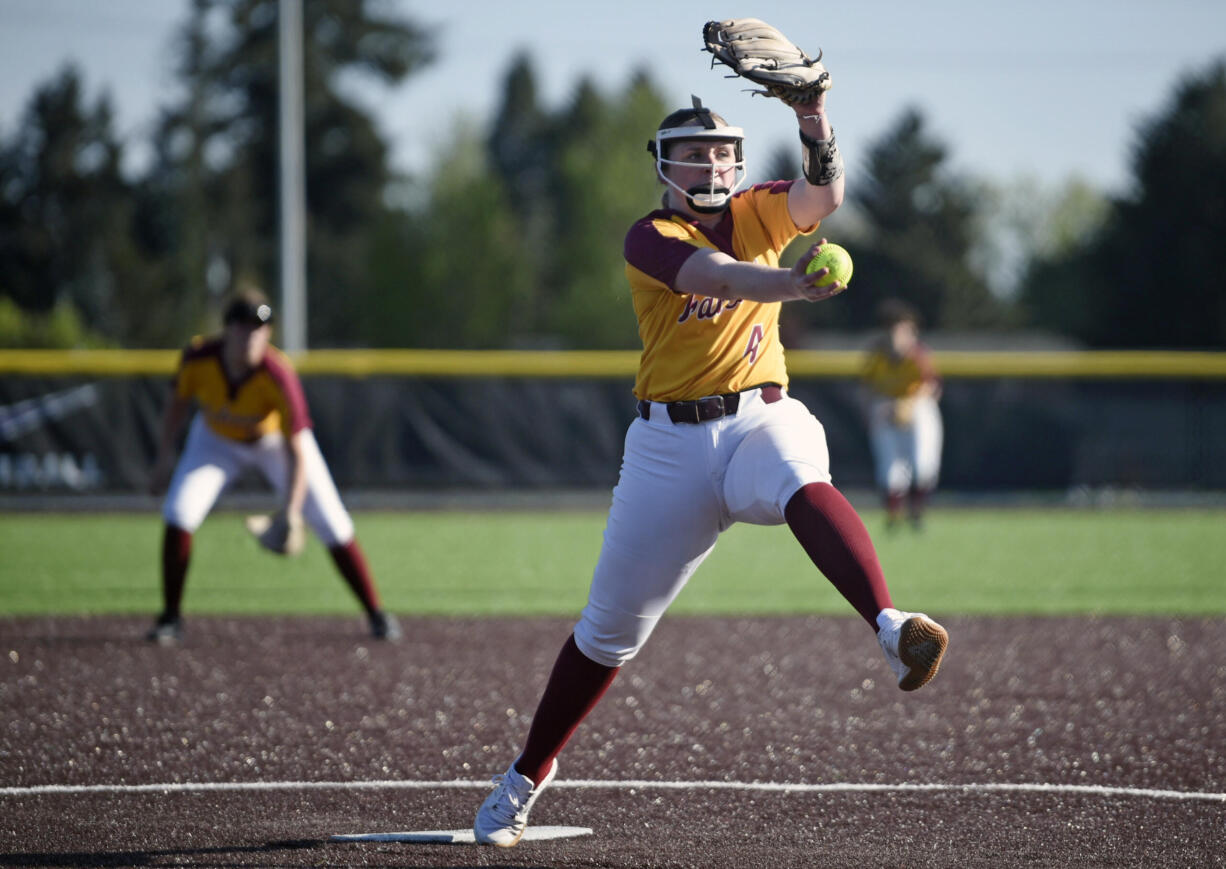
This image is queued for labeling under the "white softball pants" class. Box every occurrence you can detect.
[162,415,355,546]
[573,388,833,667]
[868,396,943,495]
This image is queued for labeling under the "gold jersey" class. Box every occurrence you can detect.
[623,181,816,402]
[173,337,312,442]
[862,339,940,399]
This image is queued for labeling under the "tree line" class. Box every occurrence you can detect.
[2,0,1224,350]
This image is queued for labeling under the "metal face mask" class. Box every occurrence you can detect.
[649,97,746,213]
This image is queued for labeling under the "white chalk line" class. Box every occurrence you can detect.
[1,778,1223,803]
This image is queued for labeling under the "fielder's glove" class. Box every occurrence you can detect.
[702,18,832,105]
[891,397,917,428]
[244,509,306,557]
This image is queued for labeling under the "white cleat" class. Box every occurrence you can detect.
[145,614,183,645]
[877,607,948,691]
[473,758,558,847]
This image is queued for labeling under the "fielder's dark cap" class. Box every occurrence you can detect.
[223,294,275,327]
[877,298,920,327]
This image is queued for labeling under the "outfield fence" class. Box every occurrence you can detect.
[1,350,1224,496]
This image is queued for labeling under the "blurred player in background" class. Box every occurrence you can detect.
[146,288,400,644]
[861,299,944,530]
[471,79,948,846]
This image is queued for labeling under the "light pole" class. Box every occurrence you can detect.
[278,0,306,352]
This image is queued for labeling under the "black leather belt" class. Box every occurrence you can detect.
[637,384,783,424]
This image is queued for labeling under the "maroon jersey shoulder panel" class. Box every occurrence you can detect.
[624,208,736,290]
[744,179,795,196]
[260,349,313,433]
[624,210,703,291]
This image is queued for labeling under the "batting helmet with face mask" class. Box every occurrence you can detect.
[647,95,746,213]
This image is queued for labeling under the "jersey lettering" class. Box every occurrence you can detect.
[744,324,766,364]
[677,296,742,324]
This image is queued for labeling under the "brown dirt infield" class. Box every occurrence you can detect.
[1,614,1223,867]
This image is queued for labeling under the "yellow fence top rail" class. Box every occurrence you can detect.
[1,348,1225,378]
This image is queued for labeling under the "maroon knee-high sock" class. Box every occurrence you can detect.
[328,539,382,614]
[785,482,893,630]
[886,491,905,523]
[161,524,192,618]
[515,634,620,785]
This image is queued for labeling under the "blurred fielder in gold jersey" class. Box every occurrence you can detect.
[471,82,949,846]
[861,299,944,530]
[146,288,400,645]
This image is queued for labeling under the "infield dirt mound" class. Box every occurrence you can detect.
[1,614,1223,867]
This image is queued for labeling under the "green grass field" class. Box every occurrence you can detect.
[2,507,1223,617]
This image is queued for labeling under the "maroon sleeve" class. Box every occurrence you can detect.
[623,213,702,292]
[914,344,941,386]
[262,351,313,434]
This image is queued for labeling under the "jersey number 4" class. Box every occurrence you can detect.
[744,324,766,364]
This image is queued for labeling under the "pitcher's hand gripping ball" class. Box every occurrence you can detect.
[703,18,832,104]
[245,509,305,556]
[806,242,854,289]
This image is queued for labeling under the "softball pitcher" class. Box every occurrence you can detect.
[472,19,949,847]
[146,289,399,644]
[862,299,944,529]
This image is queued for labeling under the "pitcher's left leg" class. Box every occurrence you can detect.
[723,397,893,630]
[784,482,892,628]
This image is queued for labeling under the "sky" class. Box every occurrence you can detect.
[1,0,1224,196]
